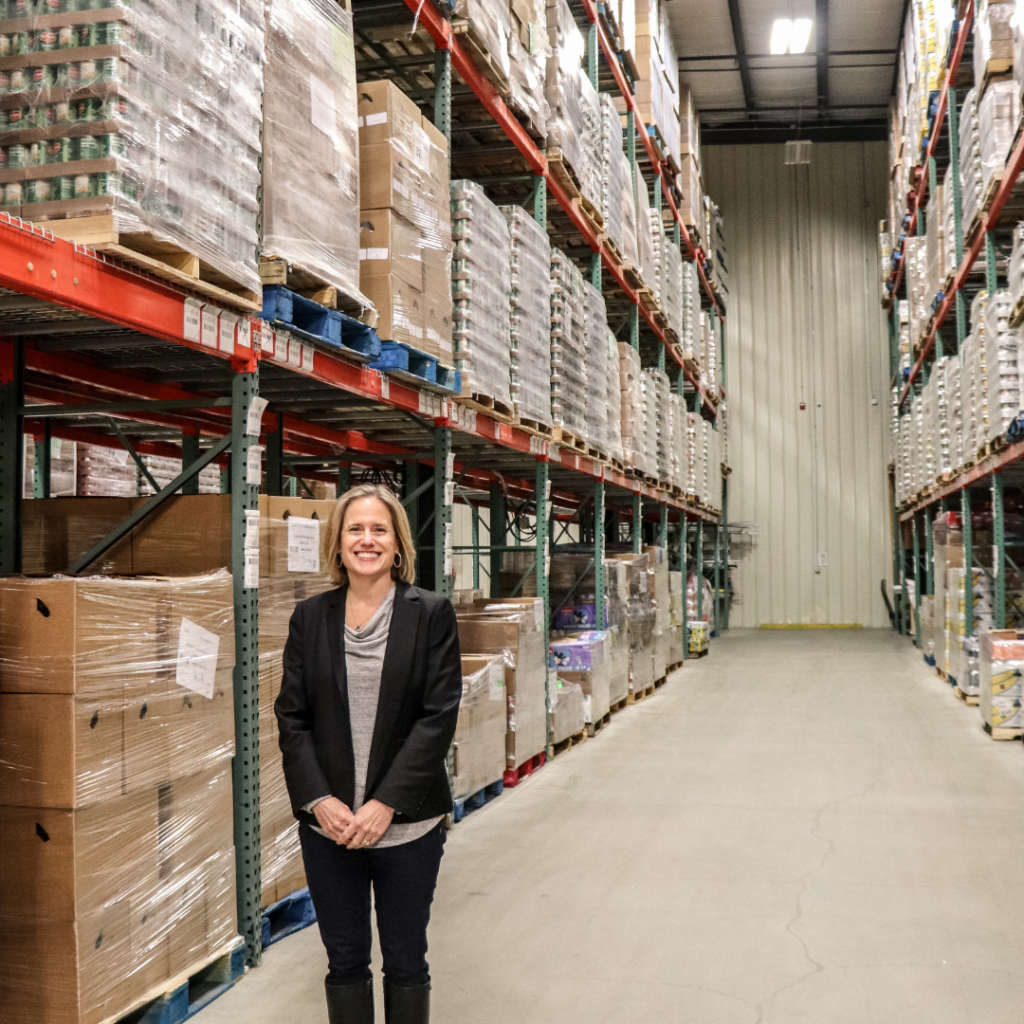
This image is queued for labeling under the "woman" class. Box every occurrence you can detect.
[275,483,462,1024]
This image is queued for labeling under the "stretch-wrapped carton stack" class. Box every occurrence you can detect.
[451,179,513,409]
[613,552,655,696]
[550,248,588,441]
[549,633,607,730]
[959,88,984,239]
[977,80,1019,199]
[262,0,362,306]
[600,93,625,260]
[985,289,1020,443]
[502,205,553,430]
[0,0,264,294]
[644,369,670,483]
[979,630,1024,733]
[662,239,684,343]
[452,655,507,802]
[503,0,549,136]
[680,261,702,365]
[1011,223,1024,313]
[583,281,609,455]
[0,573,238,1024]
[634,164,655,290]
[905,236,930,347]
[975,0,1015,88]
[618,343,648,475]
[645,545,670,680]
[358,81,453,357]
[605,330,625,467]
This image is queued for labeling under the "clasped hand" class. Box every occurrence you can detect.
[313,796,394,848]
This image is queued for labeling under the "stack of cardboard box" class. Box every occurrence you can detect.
[452,655,507,802]
[645,545,670,681]
[613,552,655,696]
[549,632,611,730]
[0,573,238,1024]
[357,81,453,363]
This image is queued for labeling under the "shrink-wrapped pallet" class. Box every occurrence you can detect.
[502,205,553,429]
[0,572,239,1024]
[612,552,655,695]
[548,678,586,744]
[618,342,649,475]
[1011,223,1024,313]
[975,0,1015,88]
[985,289,1020,442]
[634,165,655,290]
[451,180,513,411]
[605,329,625,467]
[977,79,1019,199]
[0,0,264,294]
[583,281,608,455]
[506,0,550,137]
[550,248,588,440]
[979,630,1024,732]
[600,93,625,259]
[924,179,945,311]
[453,0,511,83]
[456,598,547,772]
[550,632,610,727]
[662,240,684,343]
[452,655,507,802]
[262,0,362,306]
[959,88,984,237]
[644,369,670,483]
[905,236,930,348]
[942,164,958,280]
[680,261,702,365]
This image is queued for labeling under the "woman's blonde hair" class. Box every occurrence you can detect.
[324,483,417,586]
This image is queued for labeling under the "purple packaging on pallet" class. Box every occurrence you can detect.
[553,604,597,629]
[549,634,605,671]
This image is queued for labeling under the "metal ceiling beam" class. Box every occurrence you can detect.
[725,0,755,114]
[816,0,829,112]
[679,48,897,61]
[701,120,886,145]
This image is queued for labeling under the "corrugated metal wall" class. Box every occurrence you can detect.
[702,142,892,627]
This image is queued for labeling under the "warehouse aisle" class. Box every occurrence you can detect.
[198,630,1024,1024]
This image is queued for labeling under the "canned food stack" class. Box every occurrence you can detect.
[905,237,929,348]
[974,0,1015,93]
[599,92,624,259]
[963,291,990,458]
[985,289,1020,443]
[544,0,601,213]
[643,368,670,483]
[505,0,549,137]
[662,238,683,342]
[646,205,662,304]
[451,179,513,410]
[262,0,362,307]
[702,310,717,391]
[942,165,958,279]
[0,0,264,294]
[618,341,650,476]
[680,260,701,365]
[501,204,553,430]
[633,161,655,292]
[549,247,587,441]
[669,391,685,491]
[932,356,953,479]
[1010,224,1024,313]
[977,80,1019,200]
[583,280,608,456]
[958,88,983,238]
[605,328,624,468]
[924,179,945,309]
[684,411,698,500]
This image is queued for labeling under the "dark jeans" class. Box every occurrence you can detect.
[298,821,446,988]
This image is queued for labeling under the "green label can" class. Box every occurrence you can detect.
[57,175,74,199]
[0,148,6,170]
[6,106,29,128]
[75,22,97,46]
[58,25,75,48]
[97,132,123,156]
[45,137,70,162]
[7,143,28,168]
[75,134,98,159]
[77,59,96,85]
[9,67,28,92]
[14,31,32,55]
[2,182,24,206]
[44,0,64,11]
[27,178,52,203]
[71,96,98,120]
[102,21,122,43]
[31,65,54,90]
[0,70,10,93]
[0,34,11,57]
[36,28,57,50]
[74,172,93,196]
[94,170,116,195]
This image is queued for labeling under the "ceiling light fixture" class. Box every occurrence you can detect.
[790,18,813,54]
[770,18,791,54]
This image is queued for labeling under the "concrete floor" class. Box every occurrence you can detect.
[197,629,1024,1023]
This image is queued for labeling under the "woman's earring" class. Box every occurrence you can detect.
[393,551,403,568]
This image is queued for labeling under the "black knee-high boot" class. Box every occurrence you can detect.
[383,981,429,1024]
[325,978,375,1024]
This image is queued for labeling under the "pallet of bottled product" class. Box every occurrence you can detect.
[0,0,265,311]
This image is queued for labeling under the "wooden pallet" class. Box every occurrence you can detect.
[587,445,610,464]
[546,147,582,201]
[455,391,515,423]
[604,238,626,268]
[688,647,710,659]
[451,17,511,96]
[586,711,611,738]
[609,696,628,714]
[554,426,586,452]
[953,685,979,706]
[552,727,588,758]
[517,415,556,440]
[937,666,948,681]
[653,674,669,689]
[1011,294,1024,330]
[683,356,700,375]
[626,684,656,705]
[610,457,625,473]
[259,256,357,315]
[621,262,643,289]
[453,778,504,822]
[42,213,261,311]
[575,193,605,236]
[984,721,1023,741]
[666,661,684,675]
[981,59,1013,98]
[638,285,659,314]
[99,938,245,1024]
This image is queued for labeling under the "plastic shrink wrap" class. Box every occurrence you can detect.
[549,631,610,726]
[600,92,624,258]
[262,0,364,307]
[668,568,685,664]
[975,0,1015,87]
[979,630,1024,731]
[644,369,670,482]
[985,289,1020,443]
[1011,223,1024,313]
[977,79,1019,198]
[0,0,265,294]
[634,163,655,288]
[662,239,684,343]
[618,342,648,475]
[452,655,507,802]
[502,204,553,429]
[550,247,587,439]
[612,552,655,695]
[583,280,608,455]
[645,545,669,679]
[505,0,549,136]
[0,572,238,1024]
[456,598,547,771]
[605,329,624,467]
[959,87,983,240]
[548,678,585,744]
[680,260,701,365]
[451,179,513,408]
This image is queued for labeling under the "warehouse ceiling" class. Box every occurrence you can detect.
[667,0,905,143]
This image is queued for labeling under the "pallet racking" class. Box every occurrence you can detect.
[0,0,732,971]
[884,0,1024,654]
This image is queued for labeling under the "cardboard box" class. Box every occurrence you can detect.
[0,791,159,920]
[359,208,424,291]
[357,78,422,149]
[260,495,338,579]
[362,273,424,346]
[0,692,124,808]
[21,496,133,575]
[128,873,173,1002]
[0,899,132,1024]
[452,655,506,800]
[160,767,234,878]
[123,694,177,794]
[422,256,454,361]
[359,142,429,222]
[0,577,161,695]
[131,494,232,576]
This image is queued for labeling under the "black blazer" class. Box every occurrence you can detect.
[274,582,463,826]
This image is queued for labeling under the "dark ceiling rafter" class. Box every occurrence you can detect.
[679,48,898,62]
[725,0,755,115]
[702,120,887,145]
[816,0,829,111]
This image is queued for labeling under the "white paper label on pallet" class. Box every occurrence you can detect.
[302,343,315,371]
[379,373,390,400]
[246,397,268,437]
[246,445,264,486]
[218,312,238,354]
[50,437,62,458]
[582,694,592,723]
[443,521,452,576]
[183,298,202,342]
[110,448,130,466]
[176,617,220,700]
[244,551,259,588]
[361,248,388,261]
[418,390,431,415]
[488,661,504,701]
[364,111,387,126]
[287,516,321,573]
[309,72,337,139]
[200,306,219,348]
[444,481,454,506]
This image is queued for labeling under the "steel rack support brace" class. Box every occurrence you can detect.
[33,418,51,500]
[993,472,1006,630]
[0,339,24,575]
[536,457,551,759]
[963,487,973,641]
[489,481,506,599]
[434,423,454,598]
[181,424,201,496]
[595,480,606,629]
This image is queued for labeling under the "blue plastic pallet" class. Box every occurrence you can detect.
[261,286,380,362]
[453,779,503,823]
[367,341,461,395]
[127,940,245,1024]
[261,886,317,950]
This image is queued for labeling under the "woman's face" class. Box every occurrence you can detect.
[340,496,399,584]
